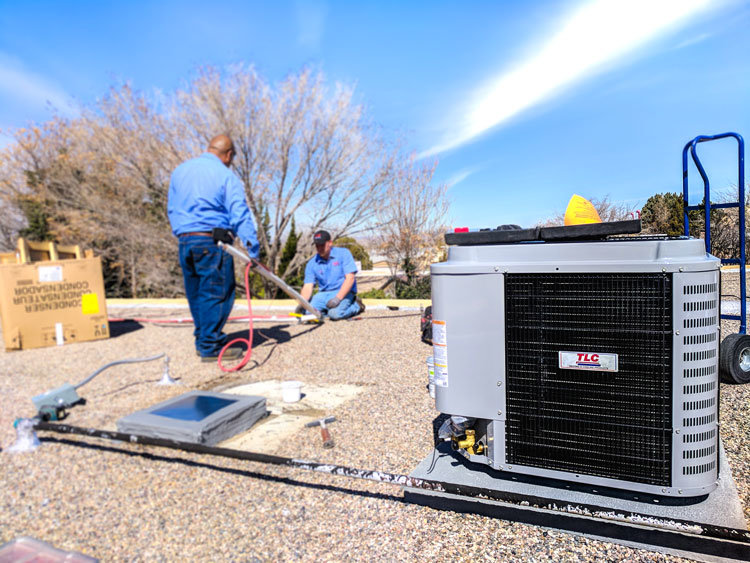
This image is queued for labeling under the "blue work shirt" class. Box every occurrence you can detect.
[304,247,358,293]
[167,153,260,258]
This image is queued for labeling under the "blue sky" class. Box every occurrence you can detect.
[1,0,749,228]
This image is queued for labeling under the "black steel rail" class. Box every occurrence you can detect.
[35,422,750,559]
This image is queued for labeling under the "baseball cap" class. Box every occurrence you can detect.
[313,230,331,244]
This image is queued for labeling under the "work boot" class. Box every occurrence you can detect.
[356,297,366,314]
[200,347,243,363]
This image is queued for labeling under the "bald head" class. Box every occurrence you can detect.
[207,134,235,167]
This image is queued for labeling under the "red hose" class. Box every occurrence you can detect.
[218,262,255,372]
[108,314,276,323]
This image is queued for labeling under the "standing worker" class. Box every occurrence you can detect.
[167,134,260,362]
[299,230,365,320]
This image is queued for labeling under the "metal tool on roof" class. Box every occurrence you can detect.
[305,416,336,449]
[217,241,321,321]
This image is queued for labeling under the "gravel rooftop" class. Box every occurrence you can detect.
[1,274,748,562]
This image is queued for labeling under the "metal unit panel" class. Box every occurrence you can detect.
[432,238,720,277]
[490,419,504,470]
[671,271,720,494]
[433,237,722,496]
[432,273,505,420]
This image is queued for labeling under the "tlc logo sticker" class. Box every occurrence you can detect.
[559,351,618,372]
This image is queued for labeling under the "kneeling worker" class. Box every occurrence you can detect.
[299,230,365,320]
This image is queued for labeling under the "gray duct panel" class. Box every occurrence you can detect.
[117,390,267,445]
[432,272,505,420]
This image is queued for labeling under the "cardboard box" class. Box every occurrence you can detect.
[0,257,109,351]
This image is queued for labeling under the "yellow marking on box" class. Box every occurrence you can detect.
[81,293,99,315]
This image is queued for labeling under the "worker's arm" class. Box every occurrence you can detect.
[225,173,260,259]
[336,273,355,300]
[326,249,358,308]
[300,282,314,302]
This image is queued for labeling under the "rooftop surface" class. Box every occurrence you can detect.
[1,289,748,561]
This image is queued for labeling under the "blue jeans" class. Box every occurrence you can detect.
[178,236,235,356]
[310,290,360,320]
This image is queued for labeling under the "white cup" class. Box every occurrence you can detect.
[281,381,303,403]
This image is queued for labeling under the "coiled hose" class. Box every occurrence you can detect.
[217,262,255,372]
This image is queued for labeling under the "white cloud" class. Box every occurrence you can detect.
[446,166,479,189]
[295,0,328,49]
[0,53,76,116]
[421,0,720,157]
[673,32,712,50]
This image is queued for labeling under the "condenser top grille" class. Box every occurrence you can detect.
[504,272,673,486]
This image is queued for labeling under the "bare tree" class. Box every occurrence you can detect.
[0,93,184,296]
[541,195,638,226]
[0,64,422,298]
[84,84,186,296]
[704,186,750,262]
[0,132,31,250]
[374,156,448,284]
[171,65,398,294]
[0,204,22,251]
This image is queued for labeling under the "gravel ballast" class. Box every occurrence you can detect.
[1,290,748,561]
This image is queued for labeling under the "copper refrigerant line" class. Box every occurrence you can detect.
[34,421,750,558]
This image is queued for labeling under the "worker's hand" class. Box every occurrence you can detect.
[326,297,341,309]
[250,259,272,273]
[294,305,306,315]
[245,244,259,260]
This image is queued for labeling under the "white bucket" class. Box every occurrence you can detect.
[281,381,303,403]
[426,356,435,399]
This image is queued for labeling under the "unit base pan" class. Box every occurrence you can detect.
[405,441,747,562]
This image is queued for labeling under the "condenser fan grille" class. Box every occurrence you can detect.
[504,273,673,486]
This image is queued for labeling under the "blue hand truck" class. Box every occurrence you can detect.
[682,132,749,384]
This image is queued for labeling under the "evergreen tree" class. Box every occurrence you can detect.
[333,236,372,270]
[17,197,53,241]
[278,218,304,290]
[641,192,702,237]
[278,217,299,276]
[245,203,274,298]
